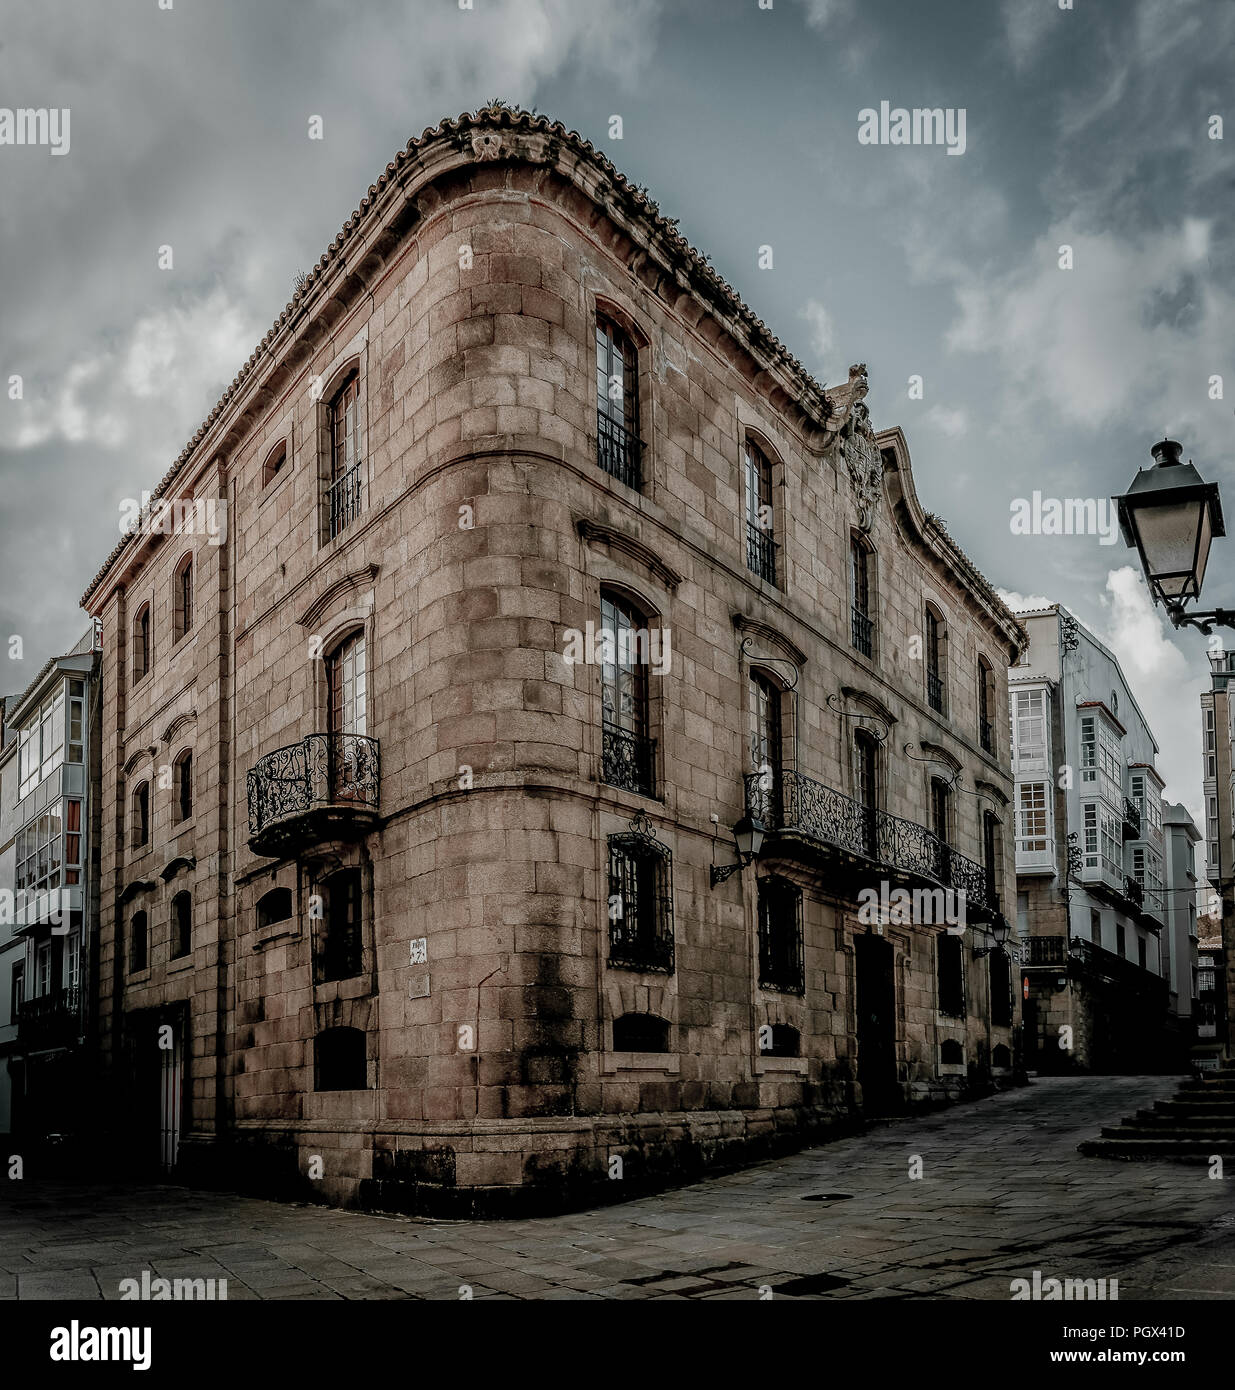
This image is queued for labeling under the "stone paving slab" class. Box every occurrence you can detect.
[2,1076,1234,1299]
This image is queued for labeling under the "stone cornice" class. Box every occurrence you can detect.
[731,614,807,668]
[296,564,380,628]
[576,520,682,591]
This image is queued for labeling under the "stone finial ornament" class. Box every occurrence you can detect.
[471,130,502,160]
[822,365,882,532]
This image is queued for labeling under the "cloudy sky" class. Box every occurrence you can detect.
[1,0,1231,835]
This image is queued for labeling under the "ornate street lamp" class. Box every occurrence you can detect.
[1116,439,1228,631]
[710,813,765,886]
[972,915,1011,960]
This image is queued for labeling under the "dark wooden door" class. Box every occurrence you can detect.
[855,931,899,1113]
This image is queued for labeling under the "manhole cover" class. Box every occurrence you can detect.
[802,1193,854,1202]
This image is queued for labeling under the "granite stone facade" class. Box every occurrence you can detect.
[81,109,1025,1213]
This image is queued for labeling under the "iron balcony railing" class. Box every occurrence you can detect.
[1021,935,1068,967]
[17,985,81,1050]
[247,732,380,846]
[851,606,874,657]
[744,768,999,917]
[596,413,643,490]
[601,722,656,798]
[745,522,778,586]
[1122,797,1142,840]
[328,460,364,540]
[1123,874,1144,910]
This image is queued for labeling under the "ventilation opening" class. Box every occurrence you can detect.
[613,1013,669,1053]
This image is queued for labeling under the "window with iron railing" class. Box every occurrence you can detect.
[850,534,874,657]
[744,440,777,585]
[607,832,674,973]
[600,590,655,797]
[925,606,946,714]
[327,372,363,539]
[757,876,804,994]
[596,317,642,489]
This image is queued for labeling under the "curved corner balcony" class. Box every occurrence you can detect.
[745,769,1001,922]
[247,732,380,857]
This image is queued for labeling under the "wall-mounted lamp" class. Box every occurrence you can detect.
[972,916,1011,959]
[710,814,765,886]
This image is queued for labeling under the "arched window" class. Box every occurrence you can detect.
[940,1038,964,1066]
[925,604,947,714]
[256,887,294,931]
[173,556,193,643]
[173,750,193,823]
[612,1013,669,1053]
[599,589,654,797]
[314,1027,367,1091]
[595,315,641,488]
[129,911,148,973]
[327,370,363,539]
[171,892,192,959]
[977,655,996,753]
[132,782,150,848]
[744,439,777,585]
[133,605,151,683]
[316,867,363,982]
[261,437,288,488]
[850,532,875,656]
[992,1043,1012,1069]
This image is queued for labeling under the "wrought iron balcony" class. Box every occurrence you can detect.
[247,732,380,857]
[745,769,1000,920]
[1122,797,1142,840]
[596,412,643,490]
[745,522,778,586]
[17,986,81,1051]
[328,460,364,540]
[851,606,874,657]
[1123,874,1144,910]
[601,722,656,798]
[1020,935,1068,967]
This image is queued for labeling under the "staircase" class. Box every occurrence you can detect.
[1079,1069,1235,1160]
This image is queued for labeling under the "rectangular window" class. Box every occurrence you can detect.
[11,962,24,1021]
[1116,922,1126,958]
[1012,689,1047,772]
[1016,781,1048,850]
[18,685,67,798]
[744,441,777,585]
[937,933,965,1017]
[850,536,874,656]
[319,869,363,982]
[756,876,804,994]
[1090,909,1101,943]
[595,317,641,488]
[607,833,674,973]
[327,373,363,539]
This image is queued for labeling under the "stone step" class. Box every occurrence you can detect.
[1103,1123,1235,1140]
[1135,1109,1235,1128]
[1080,1136,1235,1160]
[1178,1079,1235,1092]
[1155,1096,1235,1110]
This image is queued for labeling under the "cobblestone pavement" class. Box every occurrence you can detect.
[3,1076,1234,1300]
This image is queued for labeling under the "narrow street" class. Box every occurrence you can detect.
[3,1076,1233,1300]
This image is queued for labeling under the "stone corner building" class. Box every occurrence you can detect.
[80,108,1026,1214]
